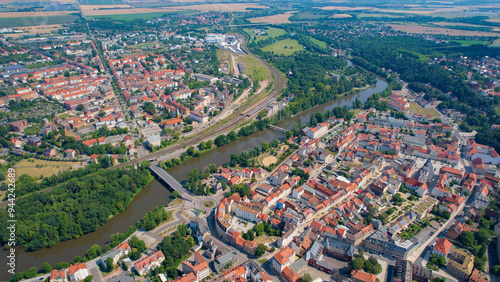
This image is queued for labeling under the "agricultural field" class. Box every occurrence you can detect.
[2,24,63,38]
[490,39,500,47]
[90,11,193,21]
[237,54,271,82]
[409,103,441,118]
[129,43,155,48]
[330,13,352,18]
[309,36,327,48]
[248,11,295,24]
[84,7,176,16]
[14,159,83,180]
[172,3,269,12]
[389,24,500,37]
[261,39,304,56]
[244,27,287,43]
[0,14,80,28]
[0,11,75,18]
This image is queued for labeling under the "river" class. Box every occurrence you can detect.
[0,78,387,281]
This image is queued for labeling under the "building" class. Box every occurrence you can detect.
[147,134,161,149]
[393,260,412,282]
[234,203,260,223]
[432,238,453,258]
[173,272,197,282]
[192,73,218,83]
[272,246,296,273]
[447,249,474,280]
[67,263,89,281]
[133,250,165,276]
[363,228,418,260]
[351,270,376,282]
[98,242,131,269]
[181,252,210,281]
[50,269,68,282]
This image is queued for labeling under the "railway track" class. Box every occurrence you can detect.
[115,31,286,168]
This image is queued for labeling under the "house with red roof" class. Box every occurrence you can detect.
[432,238,453,258]
[133,250,165,275]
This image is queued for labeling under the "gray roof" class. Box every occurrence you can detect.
[108,273,134,282]
[290,258,307,273]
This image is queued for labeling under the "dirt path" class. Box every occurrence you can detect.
[231,54,239,76]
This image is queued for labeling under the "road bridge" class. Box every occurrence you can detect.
[149,165,192,202]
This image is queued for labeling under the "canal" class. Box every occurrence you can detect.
[0,78,387,280]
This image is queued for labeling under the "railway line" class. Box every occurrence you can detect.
[115,30,286,168]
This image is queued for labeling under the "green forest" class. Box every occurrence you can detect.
[0,166,153,250]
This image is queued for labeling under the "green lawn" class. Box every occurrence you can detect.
[0,14,80,28]
[409,103,441,118]
[244,27,287,43]
[262,39,304,56]
[309,36,327,48]
[451,40,488,46]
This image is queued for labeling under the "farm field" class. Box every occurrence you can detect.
[90,11,194,21]
[490,39,500,47]
[261,39,304,56]
[0,11,75,17]
[248,11,295,24]
[330,13,352,18]
[14,159,83,180]
[83,7,176,16]
[237,54,271,82]
[2,24,63,38]
[409,103,441,118]
[172,3,269,12]
[0,14,80,28]
[389,24,500,37]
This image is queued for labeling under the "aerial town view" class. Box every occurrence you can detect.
[0,0,499,282]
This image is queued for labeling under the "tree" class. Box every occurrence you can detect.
[262,142,269,151]
[350,257,364,270]
[42,262,52,273]
[99,110,106,117]
[286,130,293,139]
[255,244,267,257]
[172,191,181,198]
[87,244,102,259]
[106,257,114,271]
[301,273,313,282]
[130,251,141,260]
[77,104,84,111]
[129,235,147,252]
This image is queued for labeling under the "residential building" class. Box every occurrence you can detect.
[133,250,165,276]
[67,263,89,281]
[181,252,210,281]
[272,246,296,273]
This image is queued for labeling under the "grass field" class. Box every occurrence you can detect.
[238,54,271,82]
[14,159,82,180]
[409,103,441,118]
[262,39,304,56]
[451,40,488,46]
[0,14,80,28]
[309,36,327,48]
[245,27,286,43]
[491,39,500,47]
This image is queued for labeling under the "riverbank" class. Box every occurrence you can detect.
[0,78,388,281]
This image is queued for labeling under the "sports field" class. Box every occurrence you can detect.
[262,39,304,56]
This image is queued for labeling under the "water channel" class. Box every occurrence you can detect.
[0,78,387,280]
